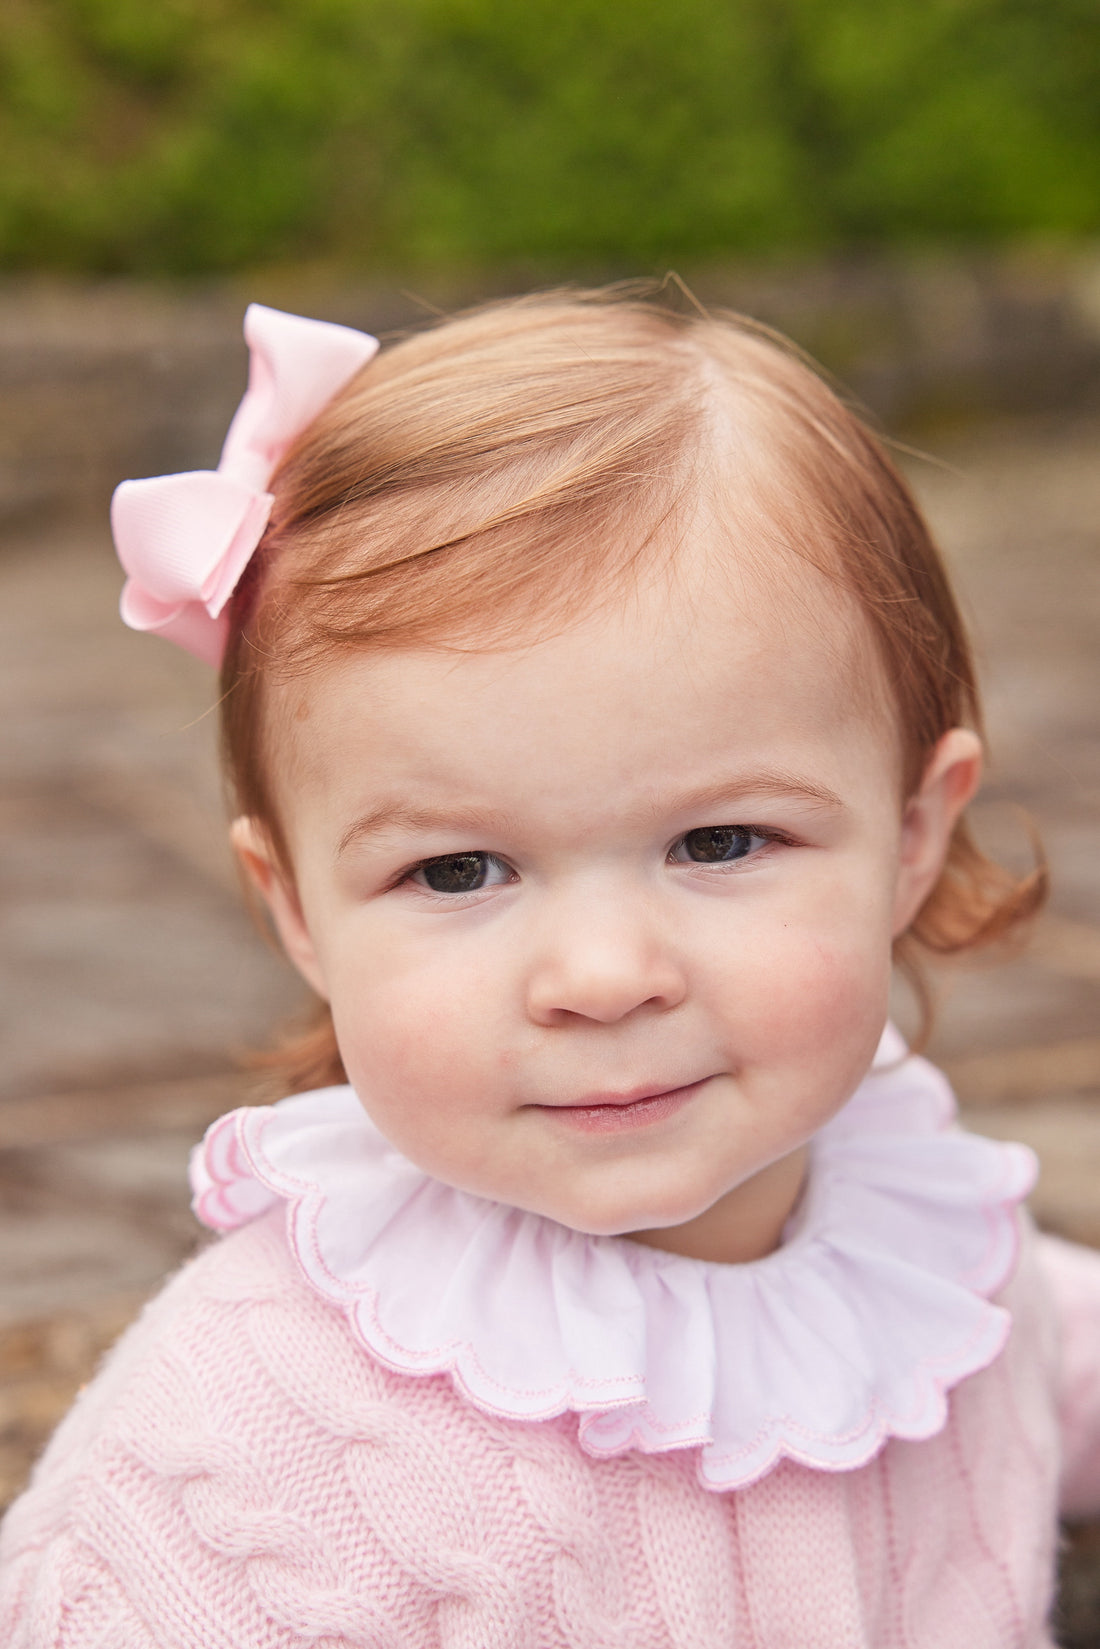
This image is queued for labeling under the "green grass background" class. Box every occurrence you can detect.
[2,0,1098,275]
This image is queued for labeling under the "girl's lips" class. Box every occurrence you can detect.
[533,1079,708,1133]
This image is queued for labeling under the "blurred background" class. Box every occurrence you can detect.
[1,0,1099,1635]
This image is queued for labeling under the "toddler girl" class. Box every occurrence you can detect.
[3,290,1100,1647]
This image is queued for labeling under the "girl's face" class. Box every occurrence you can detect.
[240,527,980,1264]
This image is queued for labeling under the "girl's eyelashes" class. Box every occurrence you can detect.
[408,851,514,895]
[668,826,776,865]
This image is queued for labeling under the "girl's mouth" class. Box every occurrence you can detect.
[533,1079,708,1133]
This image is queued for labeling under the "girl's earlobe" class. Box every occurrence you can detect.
[229,817,330,1000]
[892,729,984,937]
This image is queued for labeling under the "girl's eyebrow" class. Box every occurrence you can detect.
[336,772,844,859]
[658,772,847,818]
[336,803,515,859]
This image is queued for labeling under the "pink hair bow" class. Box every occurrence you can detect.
[111,304,379,666]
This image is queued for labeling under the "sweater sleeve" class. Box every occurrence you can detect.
[1036,1231,1100,1520]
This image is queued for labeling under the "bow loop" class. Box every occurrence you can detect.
[112,471,273,610]
[219,305,380,491]
[112,304,379,664]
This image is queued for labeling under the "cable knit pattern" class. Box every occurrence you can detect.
[4,1205,1099,1646]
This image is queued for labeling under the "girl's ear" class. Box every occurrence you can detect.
[892,728,984,937]
[230,817,330,1001]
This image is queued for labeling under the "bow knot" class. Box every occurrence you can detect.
[112,304,379,666]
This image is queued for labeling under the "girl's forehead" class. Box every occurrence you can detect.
[275,528,902,798]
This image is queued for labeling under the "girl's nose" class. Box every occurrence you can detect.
[524,892,687,1026]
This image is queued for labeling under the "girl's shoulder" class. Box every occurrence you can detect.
[1,1209,407,1514]
[0,1212,539,1646]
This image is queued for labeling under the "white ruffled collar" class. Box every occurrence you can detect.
[191,1027,1035,1491]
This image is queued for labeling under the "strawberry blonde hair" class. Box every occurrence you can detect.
[220,287,1044,1092]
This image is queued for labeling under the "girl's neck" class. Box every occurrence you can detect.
[627,1145,809,1265]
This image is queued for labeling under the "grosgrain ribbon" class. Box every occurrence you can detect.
[111,304,379,666]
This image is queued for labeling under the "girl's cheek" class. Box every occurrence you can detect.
[333,944,496,1091]
[721,926,888,1051]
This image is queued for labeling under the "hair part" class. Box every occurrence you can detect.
[220,285,1045,1093]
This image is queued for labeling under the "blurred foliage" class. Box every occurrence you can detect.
[1,0,1098,273]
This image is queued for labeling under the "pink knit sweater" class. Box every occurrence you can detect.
[2,1203,1100,1647]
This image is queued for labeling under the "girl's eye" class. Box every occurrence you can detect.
[411,852,510,894]
[672,826,769,864]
